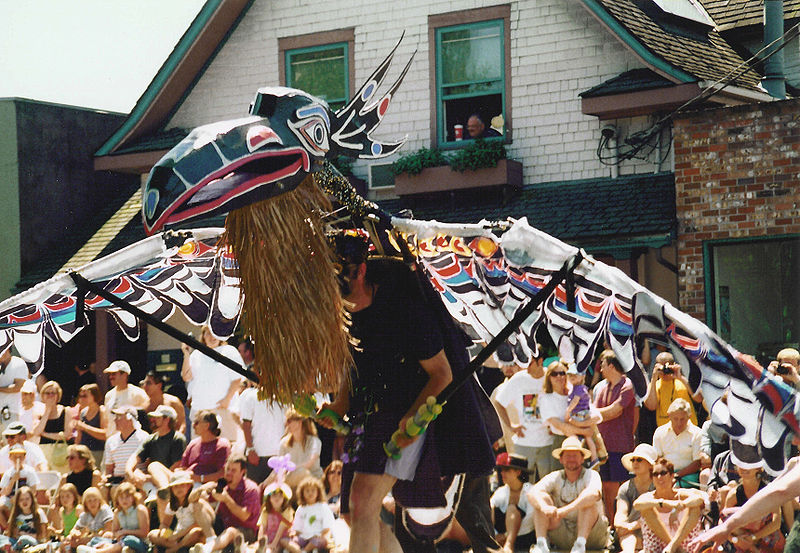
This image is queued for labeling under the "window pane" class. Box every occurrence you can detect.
[288,45,347,106]
[440,24,502,86]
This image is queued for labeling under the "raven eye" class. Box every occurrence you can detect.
[290,115,330,156]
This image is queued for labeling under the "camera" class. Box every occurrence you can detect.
[215,478,227,493]
[777,363,791,375]
[661,364,674,375]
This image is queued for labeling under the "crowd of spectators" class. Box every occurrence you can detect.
[0,336,799,553]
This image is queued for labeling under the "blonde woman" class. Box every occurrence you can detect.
[33,381,70,472]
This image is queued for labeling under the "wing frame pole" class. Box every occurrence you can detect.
[68,271,258,383]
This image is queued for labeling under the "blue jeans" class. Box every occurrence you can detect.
[0,535,39,551]
[121,536,148,553]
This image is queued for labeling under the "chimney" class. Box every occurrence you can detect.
[762,0,786,99]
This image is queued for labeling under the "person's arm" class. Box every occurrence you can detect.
[565,396,579,420]
[211,488,251,523]
[557,473,603,518]
[675,370,703,404]
[76,407,108,441]
[125,451,147,487]
[216,379,242,410]
[643,367,662,411]
[241,420,259,466]
[168,396,186,435]
[613,495,639,536]
[492,400,524,438]
[0,471,18,497]
[180,344,193,383]
[395,350,452,447]
[593,380,634,422]
[0,378,25,394]
[319,378,350,427]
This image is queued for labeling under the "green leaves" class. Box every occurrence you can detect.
[391,139,507,175]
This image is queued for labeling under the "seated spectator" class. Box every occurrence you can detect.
[66,487,114,550]
[272,410,322,489]
[62,445,102,497]
[73,384,107,469]
[643,353,699,427]
[0,486,48,551]
[48,483,82,539]
[103,407,148,493]
[125,405,186,496]
[17,381,44,443]
[633,457,706,553]
[180,411,230,486]
[0,447,41,528]
[527,436,608,553]
[0,423,47,473]
[90,483,150,553]
[615,444,657,553]
[652,399,702,488]
[103,361,149,437]
[33,381,71,471]
[141,371,186,435]
[322,461,343,518]
[490,453,535,553]
[285,476,334,553]
[148,472,209,553]
[191,455,261,552]
[258,482,293,553]
[721,458,784,553]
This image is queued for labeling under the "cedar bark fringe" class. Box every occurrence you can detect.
[223,175,351,402]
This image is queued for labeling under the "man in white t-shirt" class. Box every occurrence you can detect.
[0,422,47,474]
[0,347,29,430]
[103,360,149,436]
[238,385,286,484]
[495,350,555,478]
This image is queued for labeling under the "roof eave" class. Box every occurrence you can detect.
[698,81,776,104]
[95,0,251,159]
[581,82,702,119]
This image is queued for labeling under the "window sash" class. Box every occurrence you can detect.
[285,42,349,108]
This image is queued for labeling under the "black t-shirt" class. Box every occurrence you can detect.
[137,430,186,468]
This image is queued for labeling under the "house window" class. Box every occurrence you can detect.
[705,236,800,358]
[279,29,355,112]
[429,6,510,147]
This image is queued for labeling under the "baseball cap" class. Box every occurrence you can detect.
[147,405,177,420]
[2,422,26,436]
[104,360,131,374]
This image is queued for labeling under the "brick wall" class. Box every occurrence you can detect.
[166,0,659,188]
[673,98,800,320]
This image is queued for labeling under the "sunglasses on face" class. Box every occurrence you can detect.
[651,469,671,477]
[630,457,644,463]
[550,372,566,377]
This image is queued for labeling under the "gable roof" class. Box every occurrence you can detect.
[580,0,768,96]
[704,1,800,31]
[94,0,251,162]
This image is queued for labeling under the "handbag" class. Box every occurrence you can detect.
[40,433,69,470]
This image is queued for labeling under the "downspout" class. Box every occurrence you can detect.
[763,0,786,99]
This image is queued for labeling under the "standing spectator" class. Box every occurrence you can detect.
[239,386,286,484]
[74,383,107,469]
[565,365,606,466]
[193,455,262,551]
[592,349,636,521]
[64,362,97,407]
[615,444,657,553]
[103,361,148,436]
[633,457,705,553]
[180,410,230,486]
[32,381,70,470]
[237,340,255,371]
[0,347,29,430]
[181,326,245,443]
[489,363,523,453]
[767,347,800,391]
[495,350,554,476]
[0,423,47,473]
[141,371,186,435]
[17,381,44,441]
[643,353,698,427]
[652,399,702,488]
[527,436,608,553]
[103,407,148,491]
[538,361,599,453]
[61,444,102,497]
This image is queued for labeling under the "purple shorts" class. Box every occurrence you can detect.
[598,451,629,482]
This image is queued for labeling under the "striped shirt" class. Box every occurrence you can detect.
[104,429,148,477]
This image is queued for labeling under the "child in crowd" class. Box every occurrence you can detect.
[148,472,206,553]
[0,486,48,551]
[257,483,293,553]
[48,483,82,539]
[90,483,149,553]
[565,364,606,466]
[68,487,113,551]
[286,477,333,553]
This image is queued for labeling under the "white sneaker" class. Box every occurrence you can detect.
[76,546,95,553]
[189,544,204,553]
[530,543,550,553]
[569,540,586,553]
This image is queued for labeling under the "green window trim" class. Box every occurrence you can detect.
[435,19,506,147]
[285,42,350,110]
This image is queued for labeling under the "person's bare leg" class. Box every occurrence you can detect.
[192,500,217,540]
[532,494,560,539]
[575,503,600,540]
[619,532,638,553]
[348,472,397,553]
[666,506,702,552]
[503,505,522,551]
[601,481,619,522]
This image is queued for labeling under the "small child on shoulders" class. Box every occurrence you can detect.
[565,364,607,467]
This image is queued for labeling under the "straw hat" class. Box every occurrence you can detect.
[621,443,658,472]
[167,471,194,487]
[552,436,591,460]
